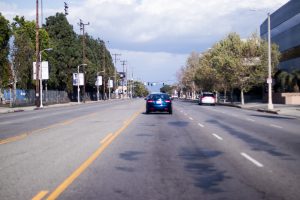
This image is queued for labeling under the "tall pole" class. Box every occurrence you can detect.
[79,19,89,103]
[77,65,80,104]
[120,60,127,99]
[112,53,121,95]
[39,52,43,108]
[35,0,40,107]
[267,13,274,110]
[77,64,87,104]
[102,42,106,100]
[108,77,111,100]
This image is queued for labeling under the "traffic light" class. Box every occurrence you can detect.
[64,2,69,15]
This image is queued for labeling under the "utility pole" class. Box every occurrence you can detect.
[79,19,89,103]
[120,60,127,99]
[35,0,40,107]
[101,41,107,100]
[111,53,121,96]
[64,2,69,15]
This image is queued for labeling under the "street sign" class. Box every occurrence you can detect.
[95,76,102,86]
[33,61,49,80]
[73,73,84,86]
[108,80,113,88]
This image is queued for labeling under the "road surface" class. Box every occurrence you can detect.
[0,99,299,200]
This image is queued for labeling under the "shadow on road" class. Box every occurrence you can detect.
[168,121,189,127]
[179,147,229,193]
[206,119,292,159]
[119,151,145,161]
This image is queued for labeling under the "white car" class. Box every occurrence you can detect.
[198,92,216,105]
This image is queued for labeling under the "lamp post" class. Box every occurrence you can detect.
[267,13,274,110]
[39,48,52,108]
[107,76,115,100]
[97,70,105,101]
[77,64,87,104]
[250,9,274,110]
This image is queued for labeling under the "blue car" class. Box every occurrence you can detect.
[145,93,172,114]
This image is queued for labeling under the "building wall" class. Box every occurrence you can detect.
[260,0,300,72]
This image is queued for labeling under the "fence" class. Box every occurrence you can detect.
[0,89,120,107]
[1,89,70,107]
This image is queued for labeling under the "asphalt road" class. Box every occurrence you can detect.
[0,99,299,200]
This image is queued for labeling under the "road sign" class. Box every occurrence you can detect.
[95,76,102,86]
[33,61,49,80]
[108,80,113,88]
[73,73,84,86]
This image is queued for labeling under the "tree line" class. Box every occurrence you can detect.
[177,32,282,104]
[0,12,118,97]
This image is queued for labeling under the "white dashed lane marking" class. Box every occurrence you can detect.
[241,152,264,168]
[246,118,255,122]
[212,133,223,141]
[189,117,194,121]
[198,123,204,128]
[270,124,283,129]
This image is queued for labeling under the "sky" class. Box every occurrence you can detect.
[0,0,290,90]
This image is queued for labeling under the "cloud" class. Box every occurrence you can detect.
[63,0,289,53]
[0,0,290,82]
[111,49,187,83]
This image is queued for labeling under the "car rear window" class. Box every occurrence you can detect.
[202,93,214,97]
[149,94,170,100]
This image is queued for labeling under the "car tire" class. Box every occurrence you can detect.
[146,109,150,114]
[169,110,173,114]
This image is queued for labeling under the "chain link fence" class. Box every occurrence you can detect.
[0,89,119,107]
[1,89,70,107]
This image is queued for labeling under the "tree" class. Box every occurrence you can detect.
[178,32,281,104]
[0,13,11,88]
[44,13,81,93]
[133,81,149,97]
[194,51,219,92]
[11,16,49,89]
[160,84,174,94]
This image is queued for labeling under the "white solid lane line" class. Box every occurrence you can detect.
[241,152,264,168]
[198,123,204,128]
[189,117,194,120]
[270,124,283,129]
[212,133,223,141]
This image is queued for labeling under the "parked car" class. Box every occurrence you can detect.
[198,92,216,106]
[145,93,172,114]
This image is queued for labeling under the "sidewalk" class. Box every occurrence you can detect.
[180,98,300,119]
[219,102,300,119]
[0,102,80,114]
[0,98,131,114]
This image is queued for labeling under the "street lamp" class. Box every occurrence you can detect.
[77,64,87,104]
[108,76,115,100]
[97,70,105,101]
[250,10,274,110]
[267,13,274,110]
[39,48,53,108]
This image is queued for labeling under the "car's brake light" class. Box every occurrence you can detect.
[147,100,154,103]
[165,100,171,103]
